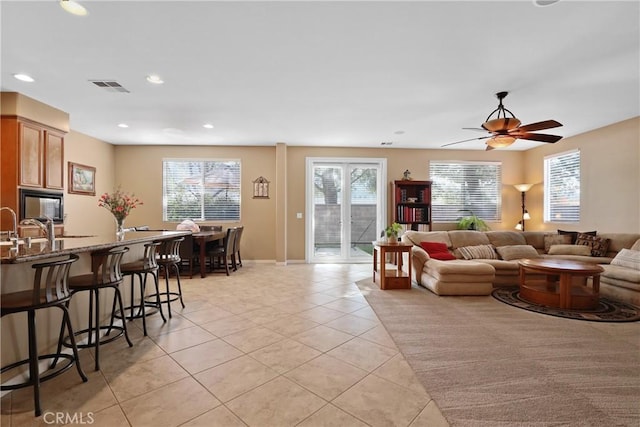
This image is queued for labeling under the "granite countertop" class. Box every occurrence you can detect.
[1,230,190,263]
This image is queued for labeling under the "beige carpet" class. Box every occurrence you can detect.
[356,279,640,427]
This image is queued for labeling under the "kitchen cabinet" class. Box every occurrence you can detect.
[1,116,66,234]
[44,130,64,189]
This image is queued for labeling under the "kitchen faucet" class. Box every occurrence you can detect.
[0,207,18,240]
[20,216,56,249]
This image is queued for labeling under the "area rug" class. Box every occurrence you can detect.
[355,278,640,426]
[492,286,640,322]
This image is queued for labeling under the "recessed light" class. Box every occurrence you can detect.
[534,0,560,6]
[59,0,88,16]
[203,123,214,129]
[13,73,35,82]
[146,75,164,84]
[117,123,129,128]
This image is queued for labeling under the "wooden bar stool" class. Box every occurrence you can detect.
[118,241,164,336]
[147,237,185,318]
[1,254,87,417]
[58,246,133,371]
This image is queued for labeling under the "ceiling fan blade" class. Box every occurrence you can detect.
[485,144,495,151]
[462,127,488,132]
[516,120,562,133]
[513,132,563,143]
[441,135,491,147]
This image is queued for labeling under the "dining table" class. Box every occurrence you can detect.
[191,229,226,278]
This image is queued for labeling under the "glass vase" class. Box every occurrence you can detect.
[115,217,126,240]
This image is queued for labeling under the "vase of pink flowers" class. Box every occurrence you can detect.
[98,188,143,238]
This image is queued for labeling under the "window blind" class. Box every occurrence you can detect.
[544,149,580,222]
[163,159,241,222]
[429,161,502,222]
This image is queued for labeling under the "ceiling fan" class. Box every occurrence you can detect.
[442,91,563,150]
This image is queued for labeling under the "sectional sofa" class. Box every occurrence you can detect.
[402,230,640,307]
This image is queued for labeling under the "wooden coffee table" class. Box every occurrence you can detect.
[518,258,604,310]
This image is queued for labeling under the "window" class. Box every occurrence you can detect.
[544,149,580,222]
[163,159,241,222]
[429,161,502,222]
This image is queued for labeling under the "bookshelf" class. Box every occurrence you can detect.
[393,180,432,231]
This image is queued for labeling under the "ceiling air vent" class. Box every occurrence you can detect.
[89,80,130,93]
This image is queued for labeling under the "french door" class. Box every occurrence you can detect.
[306,158,387,263]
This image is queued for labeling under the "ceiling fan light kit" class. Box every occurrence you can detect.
[487,135,516,148]
[443,91,563,149]
[60,0,88,16]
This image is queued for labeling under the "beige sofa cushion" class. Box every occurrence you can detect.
[403,230,452,247]
[496,245,540,261]
[600,233,640,255]
[610,249,640,270]
[448,230,490,248]
[632,239,640,251]
[544,234,573,252]
[601,264,640,284]
[547,244,592,256]
[426,259,494,280]
[523,232,546,251]
[486,231,527,248]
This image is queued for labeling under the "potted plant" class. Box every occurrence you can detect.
[456,210,490,231]
[385,222,403,243]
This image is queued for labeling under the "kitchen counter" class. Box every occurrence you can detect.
[1,230,190,263]
[0,229,193,378]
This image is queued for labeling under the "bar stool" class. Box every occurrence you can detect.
[58,246,133,371]
[117,241,164,336]
[147,237,185,318]
[1,254,87,417]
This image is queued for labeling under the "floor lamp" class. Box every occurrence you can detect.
[513,184,533,231]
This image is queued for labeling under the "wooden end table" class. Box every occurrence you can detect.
[372,241,412,290]
[518,258,604,310]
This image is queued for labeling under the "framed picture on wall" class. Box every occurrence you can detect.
[68,162,96,195]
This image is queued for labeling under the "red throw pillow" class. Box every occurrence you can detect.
[420,241,448,253]
[429,251,456,261]
[419,241,456,260]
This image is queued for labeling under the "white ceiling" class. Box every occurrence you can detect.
[1,0,638,150]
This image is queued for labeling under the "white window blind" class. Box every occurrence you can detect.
[163,159,241,222]
[544,149,580,223]
[429,161,502,222]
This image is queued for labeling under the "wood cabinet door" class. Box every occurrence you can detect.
[19,121,43,187]
[45,131,64,189]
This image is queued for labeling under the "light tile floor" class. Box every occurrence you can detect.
[1,263,449,426]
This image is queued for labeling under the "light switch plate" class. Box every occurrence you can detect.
[296,212,303,219]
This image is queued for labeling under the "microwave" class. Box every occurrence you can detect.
[19,189,64,224]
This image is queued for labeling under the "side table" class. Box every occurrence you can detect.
[372,241,412,290]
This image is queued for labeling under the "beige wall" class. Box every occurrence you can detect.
[522,117,640,233]
[285,146,527,260]
[4,93,638,260]
[64,131,116,236]
[0,92,69,132]
[113,145,277,262]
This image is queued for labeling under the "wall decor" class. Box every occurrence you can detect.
[68,162,96,195]
[253,176,270,198]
